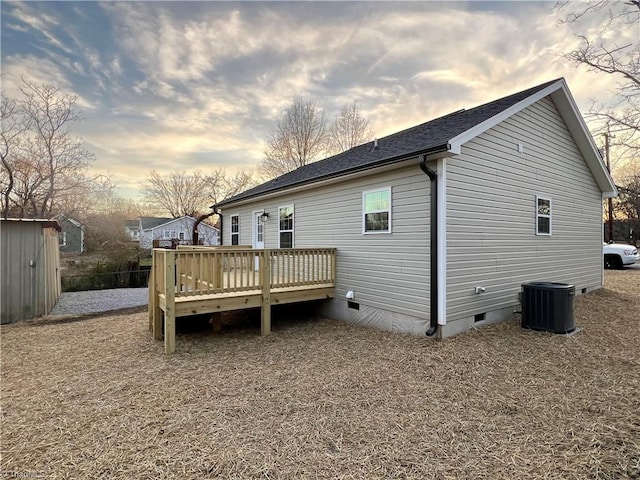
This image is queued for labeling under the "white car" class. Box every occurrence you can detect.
[603,242,639,269]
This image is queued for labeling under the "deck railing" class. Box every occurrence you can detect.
[149,246,336,354]
[151,247,336,297]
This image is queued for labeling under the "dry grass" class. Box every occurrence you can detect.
[1,271,639,479]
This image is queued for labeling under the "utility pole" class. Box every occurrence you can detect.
[603,131,614,243]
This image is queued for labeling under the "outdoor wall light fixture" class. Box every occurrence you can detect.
[259,211,269,223]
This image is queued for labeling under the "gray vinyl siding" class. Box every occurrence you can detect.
[445,96,603,323]
[223,163,431,319]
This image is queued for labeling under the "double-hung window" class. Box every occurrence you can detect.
[536,196,552,235]
[230,215,239,246]
[279,205,294,248]
[363,187,391,233]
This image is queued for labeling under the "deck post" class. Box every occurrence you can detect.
[152,252,163,340]
[261,249,271,336]
[148,263,154,332]
[164,250,176,354]
[331,249,336,284]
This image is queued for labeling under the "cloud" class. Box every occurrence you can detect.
[1,1,631,200]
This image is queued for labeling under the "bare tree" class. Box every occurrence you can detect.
[0,96,25,218]
[326,101,373,156]
[613,160,640,243]
[18,78,96,217]
[261,98,327,178]
[208,169,256,205]
[142,168,257,218]
[142,170,210,218]
[1,78,97,218]
[557,0,639,164]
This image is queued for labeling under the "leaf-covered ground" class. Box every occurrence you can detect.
[1,270,638,479]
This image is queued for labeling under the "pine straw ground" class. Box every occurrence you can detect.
[1,271,639,480]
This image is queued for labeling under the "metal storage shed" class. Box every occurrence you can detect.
[1,218,62,324]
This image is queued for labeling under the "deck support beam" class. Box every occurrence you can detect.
[261,249,271,336]
[164,251,176,354]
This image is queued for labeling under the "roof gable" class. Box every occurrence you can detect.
[51,214,84,228]
[197,222,220,232]
[218,78,616,207]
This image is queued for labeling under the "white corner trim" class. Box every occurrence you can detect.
[437,158,447,325]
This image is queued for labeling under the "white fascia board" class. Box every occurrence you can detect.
[548,86,618,197]
[447,79,617,197]
[447,80,566,154]
[220,158,420,210]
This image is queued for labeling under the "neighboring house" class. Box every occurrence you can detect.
[138,216,220,249]
[1,218,62,324]
[215,78,617,338]
[52,215,85,253]
[125,219,140,242]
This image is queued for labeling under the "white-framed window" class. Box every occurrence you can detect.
[279,205,294,248]
[363,187,391,233]
[163,229,177,239]
[230,215,239,246]
[59,231,66,247]
[536,195,552,235]
[163,230,170,239]
[179,232,185,241]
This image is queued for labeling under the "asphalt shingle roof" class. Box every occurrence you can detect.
[218,79,560,207]
[139,217,174,230]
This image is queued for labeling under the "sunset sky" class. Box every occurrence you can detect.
[1,1,630,199]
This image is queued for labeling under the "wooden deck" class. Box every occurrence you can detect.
[148,246,336,354]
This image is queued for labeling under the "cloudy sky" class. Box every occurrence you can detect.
[0,1,629,199]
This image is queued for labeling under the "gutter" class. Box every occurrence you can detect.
[419,154,439,337]
[216,144,449,209]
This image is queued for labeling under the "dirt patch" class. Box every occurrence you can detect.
[1,271,639,479]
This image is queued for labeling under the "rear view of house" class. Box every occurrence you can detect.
[215,78,616,338]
